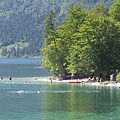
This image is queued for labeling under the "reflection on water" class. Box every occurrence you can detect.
[0,81,120,119]
[40,84,118,115]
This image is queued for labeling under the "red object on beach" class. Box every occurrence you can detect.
[68,81,81,83]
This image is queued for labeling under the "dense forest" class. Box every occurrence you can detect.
[42,0,120,78]
[0,0,114,57]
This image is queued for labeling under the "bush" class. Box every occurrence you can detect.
[116,73,120,83]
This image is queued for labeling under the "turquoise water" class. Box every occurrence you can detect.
[0,58,120,120]
[0,82,120,120]
[0,58,51,78]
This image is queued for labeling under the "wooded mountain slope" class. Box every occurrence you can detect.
[0,0,113,57]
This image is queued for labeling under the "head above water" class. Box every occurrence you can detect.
[37,89,40,94]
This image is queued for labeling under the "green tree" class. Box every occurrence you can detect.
[42,10,66,77]
[109,0,120,21]
[43,10,55,40]
[59,5,87,75]
[66,3,120,76]
[77,9,120,75]
[89,3,109,17]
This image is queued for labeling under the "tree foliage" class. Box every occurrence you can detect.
[109,0,120,21]
[42,10,66,77]
[42,1,120,77]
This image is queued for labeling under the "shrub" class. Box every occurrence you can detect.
[116,73,120,83]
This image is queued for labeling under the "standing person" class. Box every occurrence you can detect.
[100,77,102,84]
[71,73,74,80]
[96,76,99,82]
[110,74,114,81]
[49,77,52,83]
[51,78,52,83]
[9,76,12,83]
[111,74,114,81]
[115,69,119,75]
[88,76,91,81]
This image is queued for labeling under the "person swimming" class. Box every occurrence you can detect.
[8,76,12,83]
[18,90,25,93]
[37,89,40,94]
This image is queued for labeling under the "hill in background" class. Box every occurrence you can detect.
[0,0,113,57]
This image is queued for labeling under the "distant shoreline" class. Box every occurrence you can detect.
[2,76,120,87]
[0,56,42,58]
[12,77,120,87]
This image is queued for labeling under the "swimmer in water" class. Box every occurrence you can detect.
[37,89,40,94]
[8,76,12,83]
[19,90,25,93]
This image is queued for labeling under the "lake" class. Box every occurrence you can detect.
[0,58,51,78]
[0,58,120,120]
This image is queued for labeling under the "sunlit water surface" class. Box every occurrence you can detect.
[0,58,50,78]
[0,83,120,120]
[0,58,120,120]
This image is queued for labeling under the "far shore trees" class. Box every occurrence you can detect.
[42,0,120,78]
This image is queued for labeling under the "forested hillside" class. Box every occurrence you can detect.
[0,0,113,57]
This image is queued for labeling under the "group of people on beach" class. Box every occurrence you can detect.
[88,69,119,84]
[49,76,63,82]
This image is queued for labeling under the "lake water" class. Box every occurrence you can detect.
[0,58,51,78]
[0,58,120,120]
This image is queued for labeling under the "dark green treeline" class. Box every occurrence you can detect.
[42,0,120,78]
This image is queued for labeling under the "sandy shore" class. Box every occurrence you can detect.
[5,76,119,87]
[29,77,120,87]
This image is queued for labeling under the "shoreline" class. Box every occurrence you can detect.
[2,76,120,87]
[26,77,120,87]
